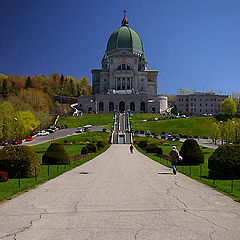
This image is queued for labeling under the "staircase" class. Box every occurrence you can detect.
[112,112,132,144]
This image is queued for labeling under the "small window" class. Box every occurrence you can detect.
[117,65,121,70]
[127,65,130,70]
[122,64,126,70]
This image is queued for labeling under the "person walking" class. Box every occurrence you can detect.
[130,144,134,154]
[170,146,181,175]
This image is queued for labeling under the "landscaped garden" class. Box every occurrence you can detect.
[134,136,240,202]
[0,132,111,203]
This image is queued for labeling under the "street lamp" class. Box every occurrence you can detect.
[232,120,238,144]
[14,117,18,140]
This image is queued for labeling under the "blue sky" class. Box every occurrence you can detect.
[0,0,239,95]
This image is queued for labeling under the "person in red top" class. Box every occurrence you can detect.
[130,144,134,154]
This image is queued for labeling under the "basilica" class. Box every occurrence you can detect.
[78,13,168,113]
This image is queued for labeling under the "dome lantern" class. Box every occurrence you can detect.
[106,14,144,54]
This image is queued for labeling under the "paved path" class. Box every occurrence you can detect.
[1,145,240,240]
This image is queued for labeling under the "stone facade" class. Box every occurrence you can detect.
[78,14,168,114]
[176,92,228,115]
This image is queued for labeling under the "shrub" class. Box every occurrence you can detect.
[0,145,40,178]
[208,145,240,179]
[72,141,76,145]
[86,143,97,153]
[97,140,105,149]
[179,139,204,165]
[64,139,68,144]
[146,143,158,153]
[156,147,163,156]
[42,143,70,165]
[81,147,89,154]
[138,140,148,150]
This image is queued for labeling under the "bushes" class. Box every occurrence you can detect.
[0,145,40,178]
[42,143,70,165]
[208,145,240,179]
[156,147,163,156]
[138,140,148,150]
[179,139,204,165]
[86,143,97,153]
[97,140,105,149]
[81,147,89,154]
[146,143,158,153]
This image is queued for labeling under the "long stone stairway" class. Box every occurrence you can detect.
[112,112,132,144]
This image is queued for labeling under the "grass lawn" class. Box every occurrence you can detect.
[134,136,240,202]
[57,113,114,128]
[131,113,166,122]
[0,132,111,203]
[132,116,216,137]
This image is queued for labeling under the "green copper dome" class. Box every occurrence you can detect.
[106,15,143,54]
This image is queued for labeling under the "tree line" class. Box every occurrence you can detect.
[0,73,92,98]
[211,118,240,145]
[0,73,92,143]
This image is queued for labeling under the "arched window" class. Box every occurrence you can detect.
[117,64,131,70]
[119,101,125,113]
[130,102,135,111]
[140,102,146,112]
[109,102,114,112]
[99,102,104,112]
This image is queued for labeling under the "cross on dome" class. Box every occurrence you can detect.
[121,10,129,27]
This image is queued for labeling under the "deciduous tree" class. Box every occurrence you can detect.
[221,98,237,115]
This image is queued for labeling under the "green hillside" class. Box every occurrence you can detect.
[58,113,114,128]
[132,116,216,137]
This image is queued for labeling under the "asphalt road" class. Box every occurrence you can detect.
[22,126,104,146]
[0,145,240,239]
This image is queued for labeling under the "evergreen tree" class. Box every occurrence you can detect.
[179,139,204,165]
[60,74,64,87]
[25,76,33,89]
[2,78,8,97]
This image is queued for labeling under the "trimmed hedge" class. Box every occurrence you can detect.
[156,147,163,156]
[86,143,97,153]
[81,147,89,154]
[179,139,204,165]
[97,140,105,149]
[208,145,240,179]
[138,140,148,150]
[146,143,158,153]
[42,143,70,165]
[0,145,40,178]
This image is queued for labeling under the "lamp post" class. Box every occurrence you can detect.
[232,120,238,144]
[14,117,18,140]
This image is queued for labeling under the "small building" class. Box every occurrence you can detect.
[78,13,168,114]
[175,92,228,115]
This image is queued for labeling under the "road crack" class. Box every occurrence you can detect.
[186,210,229,232]
[3,209,47,240]
[166,185,188,209]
